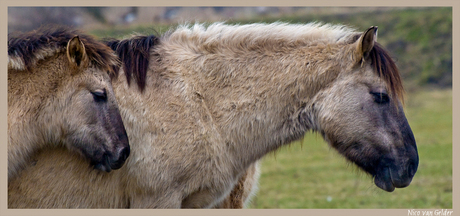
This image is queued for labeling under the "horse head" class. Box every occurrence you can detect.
[315,27,418,192]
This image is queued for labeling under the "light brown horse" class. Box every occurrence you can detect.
[7,26,130,181]
[8,22,418,208]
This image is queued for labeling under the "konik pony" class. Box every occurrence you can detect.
[8,26,130,181]
[9,22,418,208]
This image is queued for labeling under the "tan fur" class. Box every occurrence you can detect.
[8,147,128,208]
[8,28,128,181]
[9,22,417,208]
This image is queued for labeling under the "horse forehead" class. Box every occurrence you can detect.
[359,67,391,90]
[335,66,383,87]
[75,67,111,86]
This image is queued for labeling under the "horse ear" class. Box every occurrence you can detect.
[66,36,89,69]
[355,26,378,61]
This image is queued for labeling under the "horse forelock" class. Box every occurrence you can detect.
[8,26,119,79]
[369,43,405,104]
[103,34,159,92]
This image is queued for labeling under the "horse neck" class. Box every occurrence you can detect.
[8,55,68,151]
[8,69,46,180]
[160,36,350,168]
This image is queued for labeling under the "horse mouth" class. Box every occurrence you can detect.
[92,146,130,172]
[374,167,412,192]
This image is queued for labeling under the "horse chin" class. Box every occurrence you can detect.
[373,168,395,192]
[374,167,412,192]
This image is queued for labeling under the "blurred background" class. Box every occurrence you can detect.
[8,7,452,209]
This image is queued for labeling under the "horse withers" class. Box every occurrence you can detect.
[7,26,130,180]
[9,22,418,208]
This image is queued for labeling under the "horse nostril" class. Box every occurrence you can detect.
[119,146,130,161]
[106,146,130,170]
[408,160,418,178]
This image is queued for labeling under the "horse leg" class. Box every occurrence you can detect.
[214,161,261,208]
[241,161,261,208]
[215,171,247,208]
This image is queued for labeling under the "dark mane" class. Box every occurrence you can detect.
[8,25,119,78]
[369,42,405,103]
[104,35,159,92]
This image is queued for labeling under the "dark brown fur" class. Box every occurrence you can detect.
[8,25,119,77]
[104,35,159,92]
[369,43,404,103]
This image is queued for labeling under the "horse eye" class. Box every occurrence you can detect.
[91,89,107,102]
[371,92,390,104]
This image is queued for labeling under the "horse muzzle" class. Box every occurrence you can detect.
[374,158,418,192]
[93,146,130,172]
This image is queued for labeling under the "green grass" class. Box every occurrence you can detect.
[250,89,452,209]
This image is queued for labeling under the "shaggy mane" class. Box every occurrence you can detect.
[105,22,403,101]
[104,35,159,92]
[8,25,119,78]
[170,22,357,44]
[166,22,404,103]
